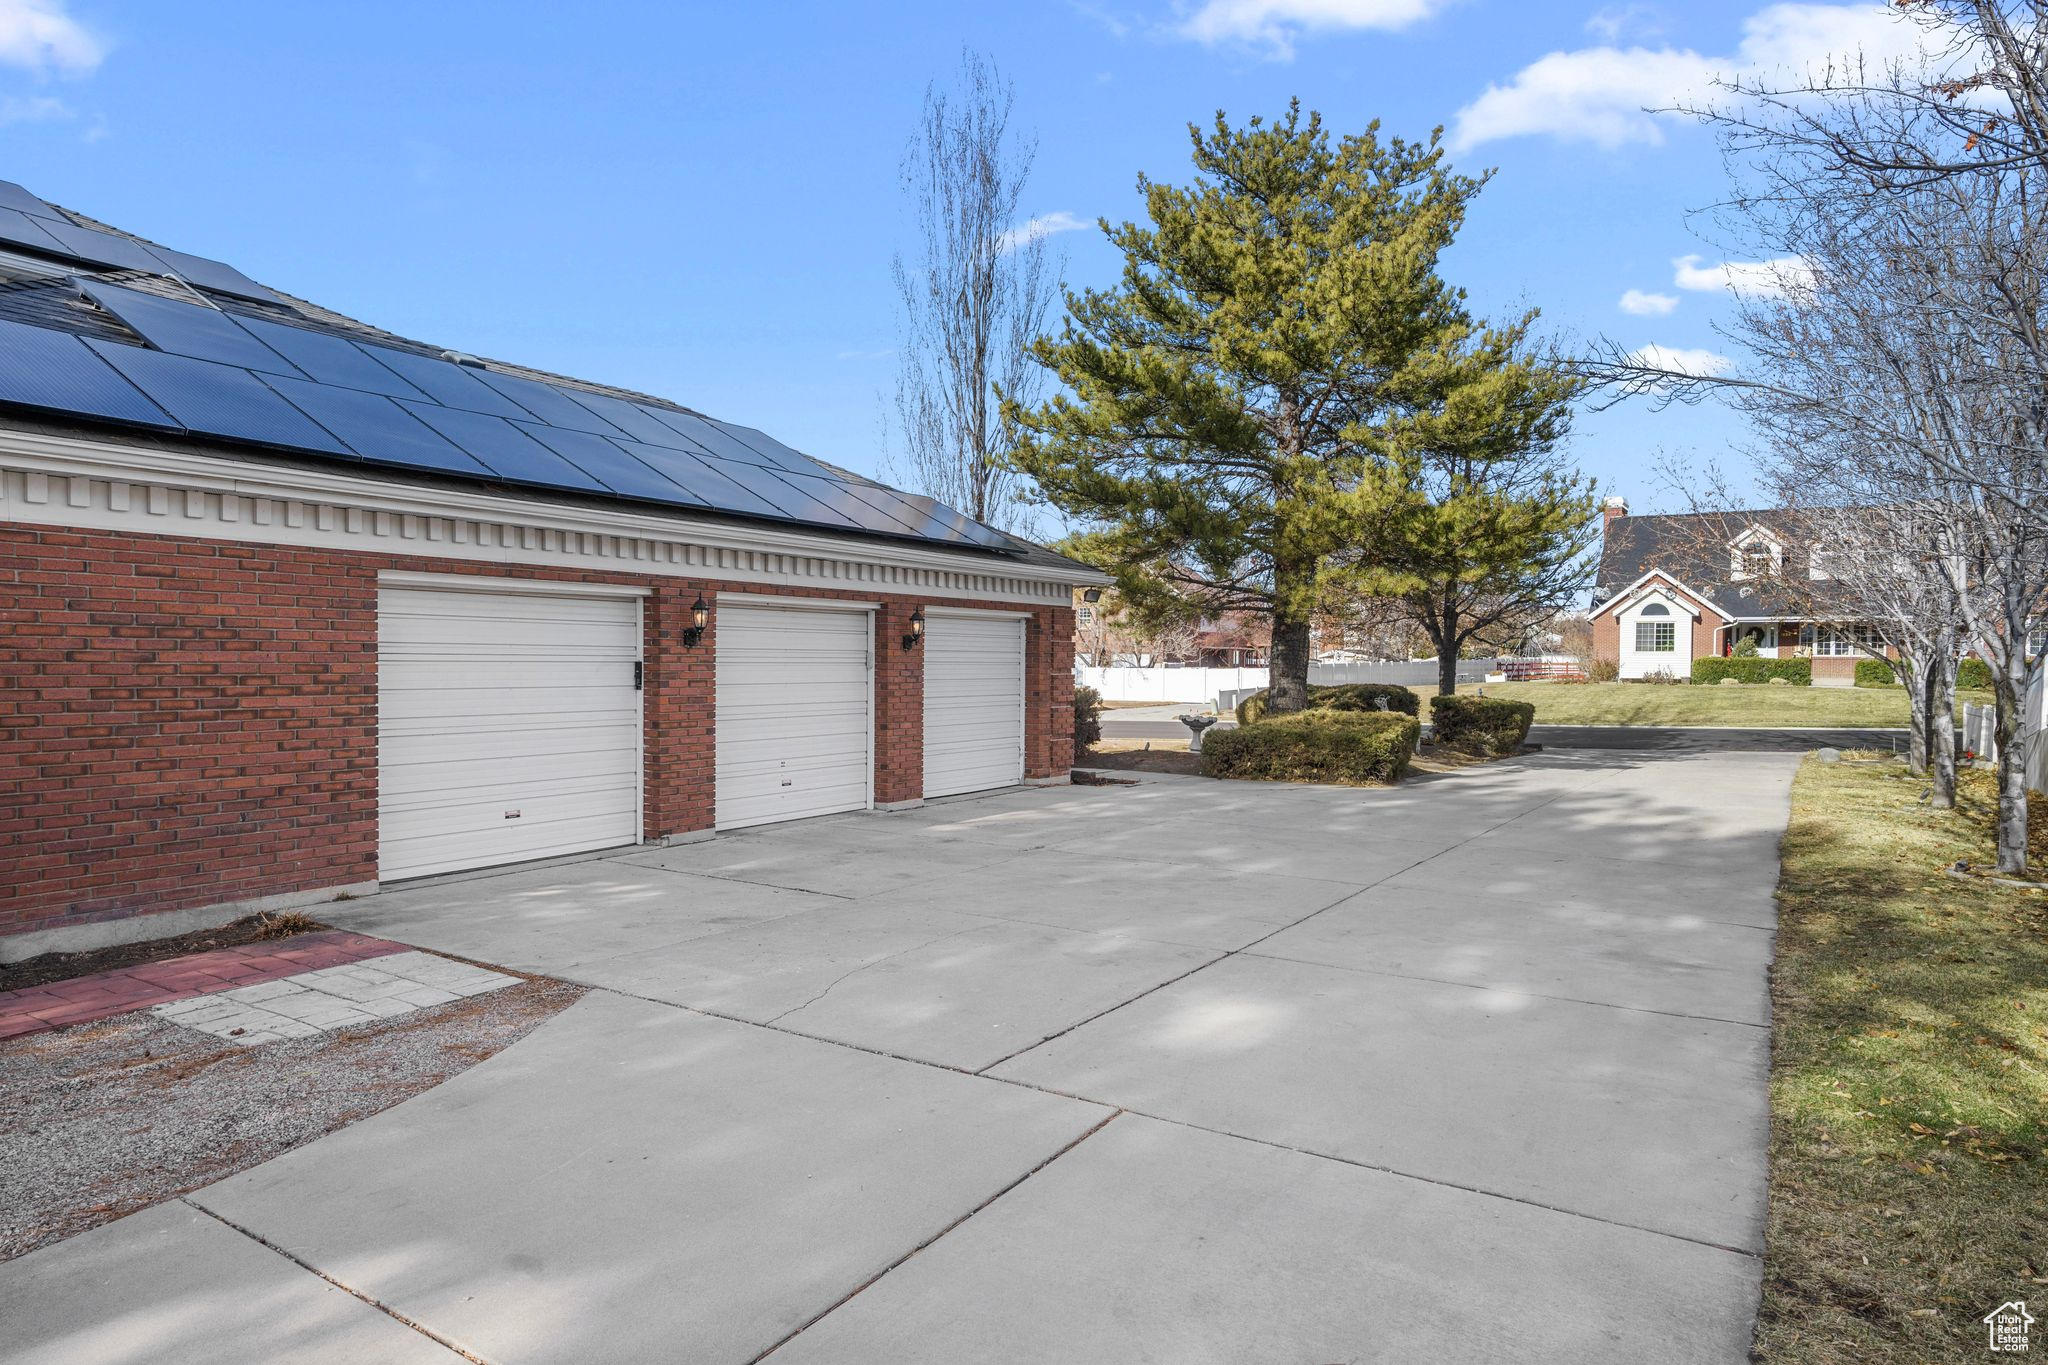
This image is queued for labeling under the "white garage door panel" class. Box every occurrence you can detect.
[924,614,1025,798]
[716,603,872,829]
[379,586,642,881]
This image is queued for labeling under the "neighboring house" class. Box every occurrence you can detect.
[0,179,1105,959]
[1590,497,1880,684]
[1192,615,1269,667]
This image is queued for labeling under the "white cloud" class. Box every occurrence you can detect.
[0,0,104,74]
[1451,3,1945,150]
[1619,288,1679,316]
[1672,252,1814,296]
[1175,0,1447,59]
[1585,4,1663,43]
[0,92,67,123]
[835,347,893,361]
[998,210,1092,253]
[1627,342,1734,377]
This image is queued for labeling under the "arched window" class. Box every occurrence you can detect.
[1639,602,1670,616]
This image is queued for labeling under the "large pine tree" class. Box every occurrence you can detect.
[1008,104,1482,712]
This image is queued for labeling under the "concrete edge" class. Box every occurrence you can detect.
[875,798,926,812]
[0,881,381,964]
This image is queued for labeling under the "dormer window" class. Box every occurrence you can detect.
[1729,526,1784,580]
[1809,545,1836,580]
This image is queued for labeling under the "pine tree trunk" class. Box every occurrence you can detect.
[1435,591,1460,698]
[1268,611,1312,714]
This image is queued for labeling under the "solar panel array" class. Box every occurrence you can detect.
[0,272,1018,553]
[0,179,278,302]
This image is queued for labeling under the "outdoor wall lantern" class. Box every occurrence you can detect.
[683,594,709,648]
[1081,588,1102,603]
[903,605,925,652]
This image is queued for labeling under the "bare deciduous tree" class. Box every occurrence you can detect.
[1581,4,2048,870]
[889,50,1059,532]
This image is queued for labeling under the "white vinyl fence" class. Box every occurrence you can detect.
[1075,658,1501,709]
[1960,669,2048,793]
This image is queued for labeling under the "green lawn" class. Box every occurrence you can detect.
[1431,681,1991,728]
[1756,757,2048,1363]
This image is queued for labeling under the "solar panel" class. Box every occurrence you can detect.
[611,440,794,521]
[775,470,924,537]
[142,245,281,304]
[510,423,708,504]
[399,403,611,492]
[260,374,488,475]
[0,180,57,217]
[358,344,534,419]
[556,390,689,446]
[703,419,835,477]
[470,368,626,435]
[79,281,303,375]
[636,408,792,469]
[33,218,167,274]
[895,490,1017,549]
[0,207,70,257]
[0,318,177,428]
[85,340,350,454]
[235,317,428,398]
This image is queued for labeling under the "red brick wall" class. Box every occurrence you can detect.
[1694,609,1724,661]
[2,523,1071,943]
[1591,612,1618,668]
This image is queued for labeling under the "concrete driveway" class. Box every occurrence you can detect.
[3,748,1795,1364]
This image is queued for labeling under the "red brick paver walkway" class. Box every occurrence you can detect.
[0,931,408,1041]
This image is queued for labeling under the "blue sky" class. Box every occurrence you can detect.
[0,1,1932,518]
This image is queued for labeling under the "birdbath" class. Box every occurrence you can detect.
[1179,713,1219,754]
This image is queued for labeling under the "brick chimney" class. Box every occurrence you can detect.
[1602,495,1628,527]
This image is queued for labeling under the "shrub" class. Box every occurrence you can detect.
[1690,656,1812,686]
[1429,695,1536,755]
[1585,656,1620,683]
[1201,710,1418,785]
[1958,658,1993,691]
[1854,658,1901,688]
[1073,685,1103,747]
[1733,636,1759,657]
[1235,682,1421,726]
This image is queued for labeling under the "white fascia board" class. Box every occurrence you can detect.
[0,428,1104,590]
[1590,570,1721,620]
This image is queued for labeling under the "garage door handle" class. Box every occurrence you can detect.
[634,662,644,691]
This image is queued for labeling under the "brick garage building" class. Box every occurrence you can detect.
[0,183,1104,959]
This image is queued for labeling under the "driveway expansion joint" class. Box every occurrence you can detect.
[744,1108,1127,1363]
[180,1198,483,1363]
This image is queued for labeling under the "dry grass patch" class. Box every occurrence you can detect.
[1759,758,2048,1362]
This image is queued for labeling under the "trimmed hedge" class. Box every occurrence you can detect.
[1958,658,1993,690]
[1234,682,1421,726]
[1854,658,1900,688]
[1690,657,1813,686]
[1074,685,1103,747]
[1201,710,1418,786]
[1429,695,1536,756]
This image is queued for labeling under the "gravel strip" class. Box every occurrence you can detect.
[0,975,583,1262]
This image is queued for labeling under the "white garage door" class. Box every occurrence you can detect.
[715,601,872,829]
[923,612,1026,798]
[378,583,642,881]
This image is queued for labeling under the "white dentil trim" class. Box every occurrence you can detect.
[0,429,1104,605]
